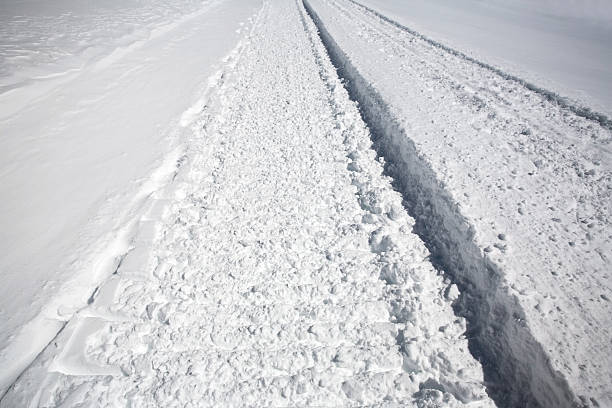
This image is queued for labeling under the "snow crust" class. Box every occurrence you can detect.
[359,0,612,117]
[307,0,612,406]
[0,0,262,396]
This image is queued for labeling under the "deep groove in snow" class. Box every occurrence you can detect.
[302,1,579,407]
[296,4,488,403]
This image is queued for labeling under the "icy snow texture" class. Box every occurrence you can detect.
[2,0,494,406]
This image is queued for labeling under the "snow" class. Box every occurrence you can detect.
[2,1,494,405]
[358,0,612,116]
[0,0,208,94]
[306,0,611,406]
[1,0,610,405]
[0,0,262,396]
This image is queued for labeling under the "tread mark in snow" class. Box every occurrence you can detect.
[302,0,581,407]
[296,1,491,404]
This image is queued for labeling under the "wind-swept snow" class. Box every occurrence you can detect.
[0,0,262,397]
[2,0,494,406]
[0,0,216,96]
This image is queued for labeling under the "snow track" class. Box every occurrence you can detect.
[303,1,573,406]
[2,0,493,406]
[304,0,612,407]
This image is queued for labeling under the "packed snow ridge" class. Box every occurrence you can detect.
[1,0,611,407]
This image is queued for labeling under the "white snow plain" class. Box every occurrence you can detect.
[0,0,262,396]
[359,0,612,117]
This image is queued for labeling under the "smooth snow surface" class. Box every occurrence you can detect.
[359,0,612,116]
[307,0,611,406]
[0,0,262,396]
[0,0,209,94]
[2,1,494,406]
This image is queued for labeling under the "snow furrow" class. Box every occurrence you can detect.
[302,0,584,407]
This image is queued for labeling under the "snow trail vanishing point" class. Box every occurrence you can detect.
[2,0,493,406]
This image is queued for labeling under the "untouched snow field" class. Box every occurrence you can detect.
[1,0,611,406]
[0,0,262,397]
[359,0,612,116]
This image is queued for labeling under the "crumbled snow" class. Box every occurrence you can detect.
[1,0,610,406]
